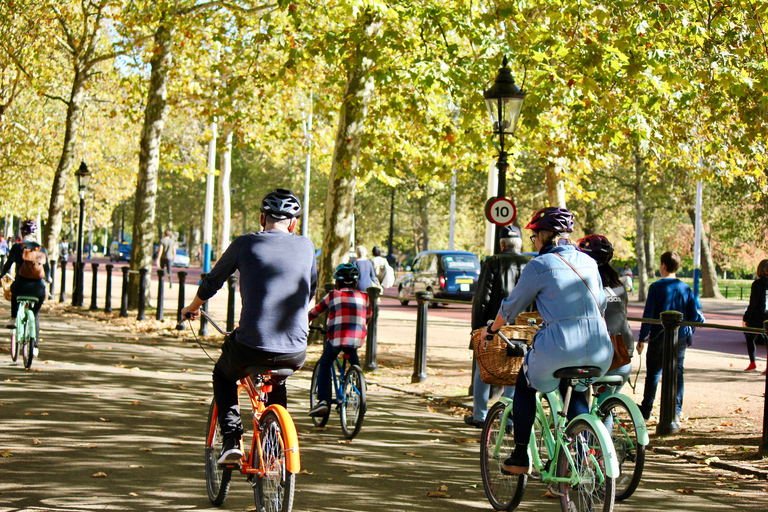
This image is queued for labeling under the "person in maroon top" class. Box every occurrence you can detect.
[307,263,372,416]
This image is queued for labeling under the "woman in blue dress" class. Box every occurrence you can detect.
[482,207,613,474]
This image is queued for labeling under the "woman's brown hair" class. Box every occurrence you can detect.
[757,259,768,279]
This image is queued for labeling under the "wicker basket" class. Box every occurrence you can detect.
[515,311,542,326]
[471,325,538,386]
[1,275,12,302]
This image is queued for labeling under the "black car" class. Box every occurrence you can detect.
[397,250,480,305]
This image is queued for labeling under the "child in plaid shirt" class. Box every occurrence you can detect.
[308,263,372,417]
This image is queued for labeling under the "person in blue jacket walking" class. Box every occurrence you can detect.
[482,207,613,475]
[637,250,705,421]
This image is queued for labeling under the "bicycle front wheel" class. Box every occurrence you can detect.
[253,410,295,512]
[309,364,331,427]
[21,313,34,369]
[556,419,615,512]
[204,399,232,505]
[9,327,18,362]
[480,401,526,511]
[598,397,645,500]
[339,365,366,439]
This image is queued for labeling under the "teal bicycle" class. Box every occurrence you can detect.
[9,295,39,369]
[480,331,619,512]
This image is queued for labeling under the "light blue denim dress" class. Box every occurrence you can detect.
[498,244,613,393]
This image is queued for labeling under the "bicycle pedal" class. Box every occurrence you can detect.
[546,484,564,497]
[218,462,241,470]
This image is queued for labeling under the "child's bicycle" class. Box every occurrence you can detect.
[180,310,300,512]
[480,330,619,512]
[8,293,38,369]
[308,325,367,439]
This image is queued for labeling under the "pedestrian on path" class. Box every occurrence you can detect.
[482,207,612,474]
[0,234,8,270]
[156,230,176,288]
[353,245,378,292]
[465,225,527,428]
[637,251,705,420]
[741,258,768,374]
[371,246,395,289]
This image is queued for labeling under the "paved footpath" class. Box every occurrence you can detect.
[1,294,768,511]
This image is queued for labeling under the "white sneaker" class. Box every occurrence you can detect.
[33,347,39,357]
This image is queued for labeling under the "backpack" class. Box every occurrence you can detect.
[20,244,46,280]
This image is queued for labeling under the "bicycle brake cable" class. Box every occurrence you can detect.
[185,318,218,364]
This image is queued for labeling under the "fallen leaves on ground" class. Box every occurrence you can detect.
[0,449,12,457]
[298,469,313,475]
[92,472,107,478]
[427,491,451,498]
[426,406,437,413]
[676,489,693,494]
[31,439,40,445]
[99,418,111,422]
[404,452,423,458]
[453,438,479,444]
[428,428,443,433]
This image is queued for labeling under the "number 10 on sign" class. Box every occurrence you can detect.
[484,197,517,226]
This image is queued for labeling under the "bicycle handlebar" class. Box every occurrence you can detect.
[486,320,528,354]
[176,309,229,336]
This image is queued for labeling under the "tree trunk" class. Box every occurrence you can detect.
[318,11,380,291]
[544,161,567,208]
[41,67,88,260]
[217,128,232,257]
[418,194,429,251]
[128,22,173,308]
[643,210,655,280]
[633,145,648,302]
[687,208,723,298]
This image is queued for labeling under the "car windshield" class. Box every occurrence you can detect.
[442,255,478,270]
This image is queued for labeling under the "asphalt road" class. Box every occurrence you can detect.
[1,305,767,511]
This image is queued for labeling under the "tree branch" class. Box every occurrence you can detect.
[42,93,70,106]
[179,1,277,17]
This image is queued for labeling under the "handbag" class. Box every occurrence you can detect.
[554,253,632,372]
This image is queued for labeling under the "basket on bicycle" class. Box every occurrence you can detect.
[514,311,542,326]
[471,325,538,386]
[1,275,12,302]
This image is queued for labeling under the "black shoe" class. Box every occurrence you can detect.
[502,445,531,475]
[464,415,483,428]
[217,437,243,465]
[308,400,329,417]
[637,403,651,421]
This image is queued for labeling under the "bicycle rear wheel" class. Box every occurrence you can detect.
[253,410,295,512]
[598,397,645,500]
[556,419,615,512]
[339,365,366,439]
[309,364,331,427]
[204,399,232,505]
[9,327,18,362]
[21,312,34,369]
[480,401,526,511]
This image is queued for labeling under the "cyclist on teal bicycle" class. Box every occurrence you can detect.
[1,220,49,357]
[482,207,613,475]
[307,263,371,417]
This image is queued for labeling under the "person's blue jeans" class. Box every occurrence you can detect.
[472,361,515,421]
[640,337,687,418]
[316,343,360,403]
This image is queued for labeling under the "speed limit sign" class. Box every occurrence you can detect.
[485,197,517,226]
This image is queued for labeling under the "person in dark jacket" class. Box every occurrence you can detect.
[464,225,528,428]
[742,259,768,374]
[353,245,379,292]
[0,220,50,356]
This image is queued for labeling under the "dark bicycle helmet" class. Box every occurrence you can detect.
[577,234,614,265]
[20,220,37,235]
[260,189,302,220]
[524,207,574,233]
[333,263,360,284]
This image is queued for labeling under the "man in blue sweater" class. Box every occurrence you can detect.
[637,251,705,421]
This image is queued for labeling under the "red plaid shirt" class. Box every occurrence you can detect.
[308,288,372,348]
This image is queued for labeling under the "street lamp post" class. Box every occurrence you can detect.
[484,56,526,254]
[73,161,91,307]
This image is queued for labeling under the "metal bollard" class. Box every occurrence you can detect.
[657,310,683,435]
[59,260,67,302]
[724,286,728,299]
[49,260,56,299]
[411,290,431,383]
[226,275,238,332]
[760,320,768,456]
[199,273,209,336]
[137,268,148,320]
[89,263,99,310]
[104,264,113,313]
[364,286,380,372]
[120,267,129,317]
[176,271,187,329]
[156,269,165,321]
[73,262,85,307]
[740,287,744,300]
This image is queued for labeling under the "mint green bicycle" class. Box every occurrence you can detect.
[480,332,619,512]
[9,295,38,369]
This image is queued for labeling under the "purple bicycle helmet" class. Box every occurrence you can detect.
[20,220,37,235]
[524,207,574,233]
[260,189,302,220]
[577,234,614,265]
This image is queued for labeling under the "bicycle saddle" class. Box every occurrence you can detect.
[16,296,39,302]
[553,366,602,379]
[244,366,294,379]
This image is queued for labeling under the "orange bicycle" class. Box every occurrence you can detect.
[184,311,300,511]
